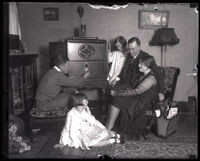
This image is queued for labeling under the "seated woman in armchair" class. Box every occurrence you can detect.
[106,57,160,141]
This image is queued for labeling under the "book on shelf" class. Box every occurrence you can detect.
[9,67,23,91]
[25,65,34,99]
[13,90,24,115]
[25,65,33,87]
[9,64,36,115]
[9,66,25,115]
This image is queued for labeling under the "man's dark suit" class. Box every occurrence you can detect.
[118,50,164,94]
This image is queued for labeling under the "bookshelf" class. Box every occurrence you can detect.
[9,66,24,115]
[9,53,38,138]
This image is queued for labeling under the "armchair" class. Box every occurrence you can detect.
[111,66,180,138]
[145,66,180,135]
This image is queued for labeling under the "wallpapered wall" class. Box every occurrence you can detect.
[17,3,198,102]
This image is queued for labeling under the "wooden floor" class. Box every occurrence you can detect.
[8,111,198,159]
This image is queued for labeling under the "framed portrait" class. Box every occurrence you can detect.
[43,8,59,21]
[138,10,169,29]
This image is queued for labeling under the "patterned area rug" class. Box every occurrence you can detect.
[126,132,197,144]
[112,141,197,159]
[53,132,198,159]
[111,133,198,159]
[9,130,197,159]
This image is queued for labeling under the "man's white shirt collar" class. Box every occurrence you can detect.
[134,55,138,59]
[54,66,61,72]
[133,54,139,59]
[133,50,140,59]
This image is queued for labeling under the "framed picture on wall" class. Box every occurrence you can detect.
[43,8,59,21]
[138,10,169,29]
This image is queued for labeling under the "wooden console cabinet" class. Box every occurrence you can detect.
[49,38,109,89]
[49,38,109,118]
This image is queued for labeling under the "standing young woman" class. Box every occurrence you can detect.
[107,36,128,87]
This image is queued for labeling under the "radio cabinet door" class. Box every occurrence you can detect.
[68,62,106,80]
[49,39,108,88]
[67,42,106,61]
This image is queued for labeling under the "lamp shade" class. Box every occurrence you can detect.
[149,28,180,46]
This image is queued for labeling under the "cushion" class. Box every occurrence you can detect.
[159,67,180,100]
[30,107,69,118]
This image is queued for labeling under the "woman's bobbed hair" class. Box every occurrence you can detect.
[139,56,156,69]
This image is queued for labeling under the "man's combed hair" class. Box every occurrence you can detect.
[53,55,69,67]
[128,37,141,46]
[139,57,156,69]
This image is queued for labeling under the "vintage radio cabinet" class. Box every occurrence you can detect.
[49,38,109,88]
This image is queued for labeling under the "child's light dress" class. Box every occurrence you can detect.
[107,51,126,84]
[59,107,109,150]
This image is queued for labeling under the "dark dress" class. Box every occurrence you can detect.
[112,71,159,135]
[118,50,164,93]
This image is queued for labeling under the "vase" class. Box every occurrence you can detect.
[80,24,87,37]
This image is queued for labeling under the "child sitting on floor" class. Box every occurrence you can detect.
[55,93,122,150]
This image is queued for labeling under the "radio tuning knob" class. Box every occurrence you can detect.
[85,64,88,72]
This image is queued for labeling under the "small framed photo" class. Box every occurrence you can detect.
[43,8,59,21]
[138,10,169,29]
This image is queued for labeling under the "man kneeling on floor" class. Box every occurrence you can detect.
[35,54,90,111]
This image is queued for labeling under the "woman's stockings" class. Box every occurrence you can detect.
[106,105,120,130]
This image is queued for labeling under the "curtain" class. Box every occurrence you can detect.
[9,2,21,39]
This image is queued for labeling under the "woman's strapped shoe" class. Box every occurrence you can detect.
[114,138,121,144]
[114,135,125,144]
[112,133,120,139]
